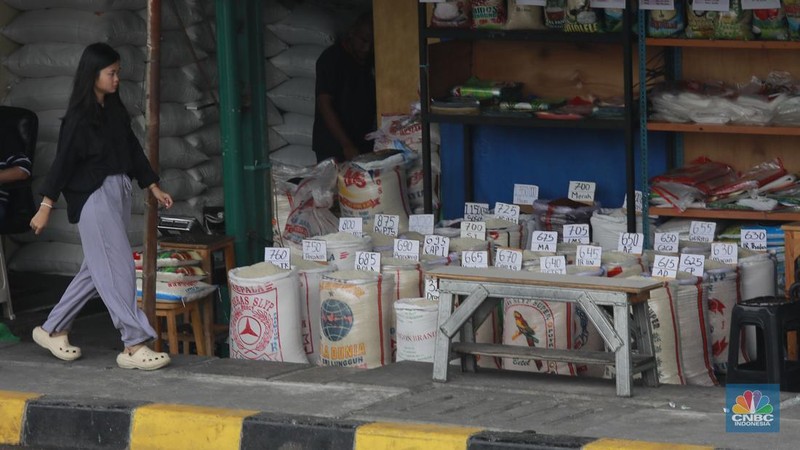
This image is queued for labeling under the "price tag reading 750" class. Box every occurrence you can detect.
[301,239,327,262]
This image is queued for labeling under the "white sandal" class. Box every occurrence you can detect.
[116,346,170,371]
[32,326,82,361]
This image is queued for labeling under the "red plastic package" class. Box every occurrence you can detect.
[711,158,787,198]
[650,157,737,194]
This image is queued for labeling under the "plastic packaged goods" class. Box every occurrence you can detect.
[703,260,745,374]
[431,0,471,28]
[381,257,424,360]
[472,0,507,29]
[274,160,339,246]
[752,8,789,40]
[530,198,599,242]
[564,0,602,33]
[715,0,753,40]
[787,0,800,39]
[648,2,685,37]
[505,0,545,30]
[686,1,715,39]
[544,0,567,30]
[395,298,439,363]
[602,251,649,278]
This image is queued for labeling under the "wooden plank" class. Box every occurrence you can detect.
[648,122,800,137]
[428,266,662,294]
[682,48,800,89]
[649,207,800,222]
[647,38,800,50]
[429,40,473,99]
[451,342,653,367]
[681,134,800,175]
[373,0,421,117]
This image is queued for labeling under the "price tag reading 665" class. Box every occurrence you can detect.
[462,250,489,268]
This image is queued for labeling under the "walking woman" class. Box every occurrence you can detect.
[29,43,174,370]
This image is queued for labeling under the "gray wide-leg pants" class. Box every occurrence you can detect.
[43,174,156,347]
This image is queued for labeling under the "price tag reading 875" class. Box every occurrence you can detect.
[678,253,705,276]
[563,224,590,244]
[264,247,290,269]
[540,255,567,275]
[462,251,488,268]
[301,239,327,262]
[460,221,486,241]
[495,248,522,271]
[651,254,678,279]
[494,202,520,224]
[355,251,381,272]
[530,231,557,252]
[711,243,738,265]
[373,214,399,237]
[617,232,644,255]
[423,235,450,258]
[393,239,420,261]
[689,221,716,243]
[741,228,767,251]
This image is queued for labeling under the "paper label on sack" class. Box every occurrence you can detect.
[495,248,523,271]
[622,190,644,213]
[692,0,730,12]
[339,217,362,237]
[617,233,644,255]
[652,254,678,279]
[741,228,767,251]
[568,181,596,205]
[530,231,558,252]
[464,202,489,221]
[393,239,420,261]
[423,235,450,258]
[741,0,780,9]
[711,243,738,265]
[355,251,381,272]
[576,245,602,267]
[653,232,679,254]
[419,0,445,3]
[409,214,435,235]
[302,240,327,262]
[516,0,546,6]
[678,253,705,276]
[461,221,487,241]
[513,184,539,205]
[639,0,675,10]
[590,0,626,8]
[689,221,716,243]
[563,224,590,244]
[373,214,400,237]
[264,247,290,269]
[424,277,439,300]
[494,202,520,224]
[540,256,567,275]
[462,251,489,268]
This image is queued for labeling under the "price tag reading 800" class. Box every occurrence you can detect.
[540,255,567,275]
[464,202,489,221]
[423,235,450,258]
[617,232,644,255]
[355,251,381,272]
[741,228,767,251]
[576,245,602,267]
[711,242,738,265]
[409,214,435,235]
[562,224,590,244]
[651,254,678,279]
[462,250,488,268]
[264,247,290,269]
[494,202,520,224]
[653,232,679,254]
[678,253,705,276]
[530,231,557,252]
[301,239,327,262]
[689,221,716,243]
[393,239,420,261]
[460,221,486,241]
[495,248,522,271]
[373,214,400,237]
[338,217,362,237]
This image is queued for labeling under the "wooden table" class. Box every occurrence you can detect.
[427,267,664,397]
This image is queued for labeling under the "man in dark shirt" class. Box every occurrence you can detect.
[312,11,376,163]
[0,125,32,226]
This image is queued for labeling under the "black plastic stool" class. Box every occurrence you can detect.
[727,296,800,391]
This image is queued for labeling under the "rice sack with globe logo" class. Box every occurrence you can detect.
[319,270,396,368]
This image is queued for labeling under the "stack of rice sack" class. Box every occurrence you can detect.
[1,0,219,276]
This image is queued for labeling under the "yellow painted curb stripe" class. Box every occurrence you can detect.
[355,422,483,450]
[585,438,714,450]
[130,403,258,450]
[0,390,41,445]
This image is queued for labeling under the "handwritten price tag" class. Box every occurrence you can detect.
[409,214,435,235]
[689,221,716,243]
[494,202,520,224]
[355,251,381,272]
[339,217,362,237]
[462,251,489,268]
[424,277,439,300]
[692,0,731,11]
[617,233,644,255]
[516,0,546,6]
[530,231,558,252]
[464,202,489,221]
[652,254,678,279]
[373,214,400,237]
[678,253,705,276]
[423,235,450,258]
[264,247,290,269]
[301,239,327,262]
[741,228,767,251]
[495,248,523,271]
[563,224,590,244]
[460,221,486,241]
[540,255,567,274]
[568,181,596,205]
[741,0,780,9]
[638,0,675,10]
[393,239,420,261]
[711,243,738,265]
[576,245,602,267]
[653,232,679,254]
[513,184,539,205]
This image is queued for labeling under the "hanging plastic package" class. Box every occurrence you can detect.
[564,0,602,33]
[786,0,800,39]
[715,0,754,40]
[431,0,471,28]
[472,0,507,29]
[686,0,715,39]
[752,8,789,40]
[648,1,685,37]
[544,0,567,30]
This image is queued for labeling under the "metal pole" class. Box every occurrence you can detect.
[142,0,162,328]
[418,2,433,214]
[622,0,636,233]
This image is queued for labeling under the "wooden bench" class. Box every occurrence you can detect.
[427,267,664,397]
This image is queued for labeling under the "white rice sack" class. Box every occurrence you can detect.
[264,28,289,57]
[318,232,373,270]
[133,103,216,137]
[264,0,292,24]
[381,257,424,361]
[704,262,744,374]
[294,257,334,364]
[338,151,412,230]
[4,0,145,10]
[159,137,210,170]
[1,9,146,46]
[272,112,313,146]
[269,145,317,167]
[159,168,207,201]
[674,275,718,386]
[486,218,523,249]
[602,251,648,278]
[395,298,439,363]
[186,157,223,187]
[267,77,316,115]
[270,45,325,79]
[267,99,284,127]
[135,278,215,302]
[267,3,336,46]
[185,123,221,156]
[644,278,685,385]
[4,44,145,81]
[4,77,144,114]
[161,32,209,67]
[265,58,291,90]
[319,271,395,368]
[228,265,308,363]
[739,252,777,300]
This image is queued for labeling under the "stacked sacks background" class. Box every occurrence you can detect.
[0,0,219,276]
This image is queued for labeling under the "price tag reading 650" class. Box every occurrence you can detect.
[617,232,644,255]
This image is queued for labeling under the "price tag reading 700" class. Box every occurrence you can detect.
[460,221,486,241]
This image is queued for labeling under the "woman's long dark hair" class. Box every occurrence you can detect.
[67,43,127,126]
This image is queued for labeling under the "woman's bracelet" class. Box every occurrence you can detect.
[40,202,53,209]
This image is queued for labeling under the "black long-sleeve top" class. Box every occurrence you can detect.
[40,102,158,223]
